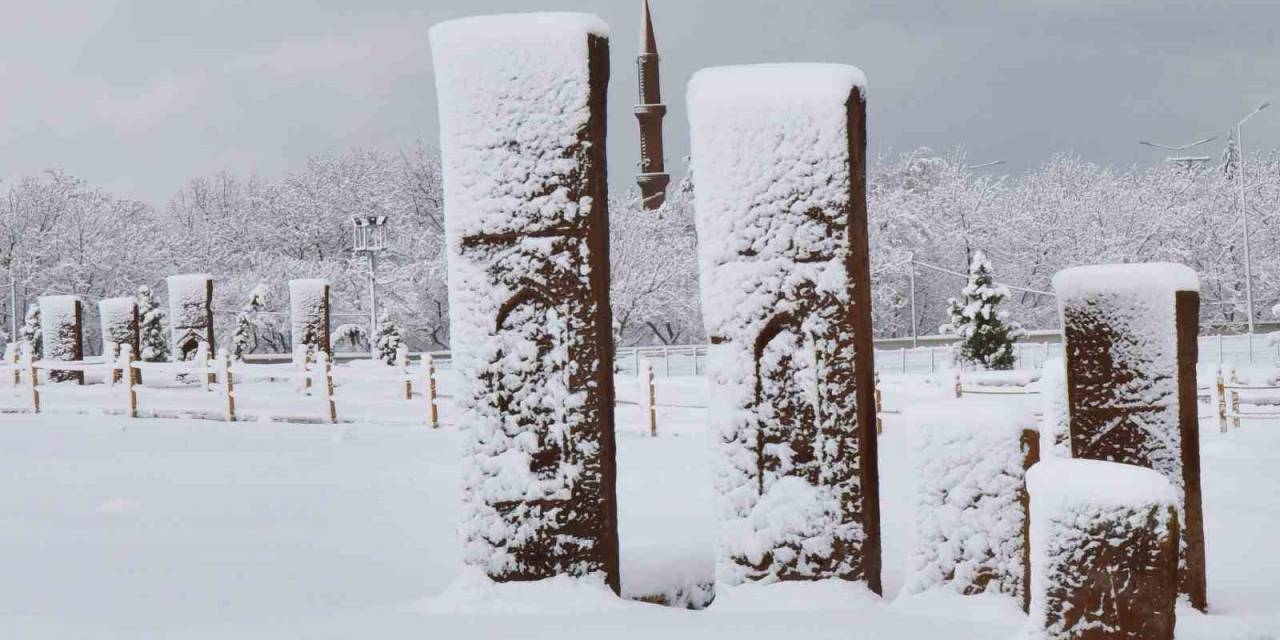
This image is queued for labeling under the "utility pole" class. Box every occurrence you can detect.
[907,253,919,348]
[1235,102,1270,347]
[8,268,17,340]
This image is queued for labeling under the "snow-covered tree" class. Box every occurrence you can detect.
[232,283,271,360]
[941,251,1023,370]
[609,179,702,347]
[136,285,168,362]
[334,323,368,351]
[374,312,404,365]
[18,304,41,359]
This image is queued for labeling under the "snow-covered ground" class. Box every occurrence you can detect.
[0,374,1276,638]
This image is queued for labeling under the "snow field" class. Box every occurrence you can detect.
[0,373,1275,637]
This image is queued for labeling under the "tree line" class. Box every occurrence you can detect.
[1,141,1275,354]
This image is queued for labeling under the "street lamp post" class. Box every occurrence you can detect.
[352,215,389,357]
[1236,101,1270,355]
[1138,136,1217,170]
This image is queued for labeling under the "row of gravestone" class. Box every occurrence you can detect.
[24,276,332,382]
[429,13,1203,639]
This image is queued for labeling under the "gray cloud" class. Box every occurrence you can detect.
[2,0,1278,203]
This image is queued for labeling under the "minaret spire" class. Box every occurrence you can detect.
[634,0,669,210]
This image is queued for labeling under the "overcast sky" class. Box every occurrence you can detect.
[3,0,1279,204]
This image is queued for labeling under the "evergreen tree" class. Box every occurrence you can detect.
[19,304,41,359]
[941,251,1024,370]
[233,283,270,360]
[136,285,168,362]
[374,312,404,365]
[1222,129,1241,180]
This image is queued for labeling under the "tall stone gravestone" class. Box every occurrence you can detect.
[1053,263,1206,612]
[688,64,881,589]
[39,295,84,384]
[430,13,618,592]
[166,274,215,362]
[289,279,331,355]
[99,297,140,383]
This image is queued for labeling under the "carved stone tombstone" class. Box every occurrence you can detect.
[904,404,1039,611]
[39,295,84,384]
[289,279,331,355]
[166,274,215,362]
[688,64,880,589]
[1027,459,1180,640]
[430,14,618,591]
[1053,263,1206,612]
[99,297,140,384]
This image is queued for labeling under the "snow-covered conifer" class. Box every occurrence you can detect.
[136,285,168,362]
[1222,129,1240,180]
[374,312,404,365]
[942,251,1023,370]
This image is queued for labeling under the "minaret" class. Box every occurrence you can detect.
[634,0,669,210]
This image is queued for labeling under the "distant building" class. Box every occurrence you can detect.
[634,0,669,210]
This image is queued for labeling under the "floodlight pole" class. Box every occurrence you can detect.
[367,251,378,357]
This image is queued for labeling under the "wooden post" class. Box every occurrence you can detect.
[317,351,337,424]
[425,354,439,429]
[23,344,39,414]
[954,370,963,398]
[1229,369,1241,430]
[874,371,883,435]
[121,344,138,419]
[6,343,19,386]
[398,345,411,400]
[1217,368,1227,434]
[219,348,236,422]
[642,360,657,437]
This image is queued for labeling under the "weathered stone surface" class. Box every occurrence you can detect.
[688,64,879,589]
[39,295,84,384]
[904,404,1039,611]
[430,14,618,592]
[1027,459,1179,640]
[166,274,215,362]
[1054,263,1207,611]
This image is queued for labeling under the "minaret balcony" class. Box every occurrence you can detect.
[633,104,668,116]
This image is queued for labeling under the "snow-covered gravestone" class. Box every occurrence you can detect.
[38,295,84,384]
[688,64,881,588]
[289,279,331,355]
[430,14,619,591]
[904,405,1039,611]
[166,274,214,362]
[1038,358,1070,460]
[99,297,140,383]
[1026,460,1179,640]
[1053,264,1206,612]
